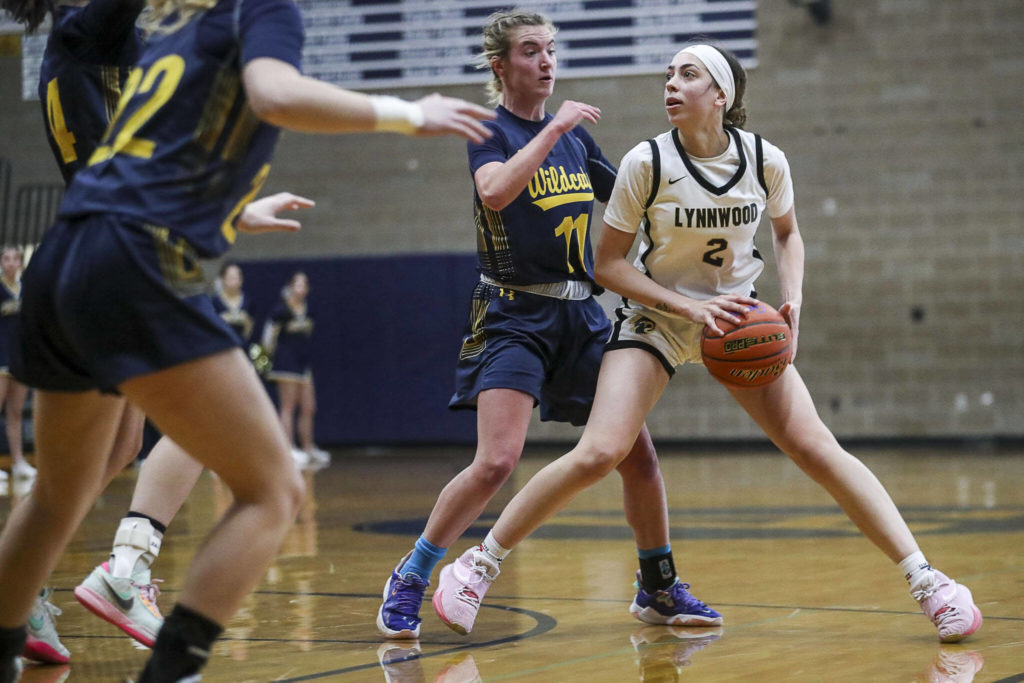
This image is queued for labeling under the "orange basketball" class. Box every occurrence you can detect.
[700,302,793,389]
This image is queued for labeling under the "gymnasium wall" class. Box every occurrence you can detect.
[0,0,1021,445]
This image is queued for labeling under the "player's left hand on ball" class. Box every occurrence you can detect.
[778,300,800,358]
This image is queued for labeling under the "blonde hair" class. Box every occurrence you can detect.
[138,0,217,35]
[476,9,557,106]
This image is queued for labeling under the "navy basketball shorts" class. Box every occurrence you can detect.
[0,320,13,377]
[449,281,610,427]
[12,215,241,393]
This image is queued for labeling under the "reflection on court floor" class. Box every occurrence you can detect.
[3,447,1021,681]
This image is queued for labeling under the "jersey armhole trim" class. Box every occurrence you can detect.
[644,138,661,210]
[754,133,768,196]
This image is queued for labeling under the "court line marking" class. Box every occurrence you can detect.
[51,588,1022,680]
[273,602,557,681]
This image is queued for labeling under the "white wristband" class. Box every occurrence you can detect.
[370,95,425,135]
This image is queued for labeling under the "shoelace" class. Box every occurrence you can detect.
[911,582,948,602]
[390,577,426,616]
[41,600,62,623]
[468,552,500,584]
[669,582,712,611]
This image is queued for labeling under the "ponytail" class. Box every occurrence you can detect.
[0,0,57,33]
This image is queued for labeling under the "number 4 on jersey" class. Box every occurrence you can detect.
[45,78,78,164]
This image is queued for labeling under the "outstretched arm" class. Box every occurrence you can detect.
[242,58,494,143]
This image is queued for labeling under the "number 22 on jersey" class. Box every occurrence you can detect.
[90,55,185,165]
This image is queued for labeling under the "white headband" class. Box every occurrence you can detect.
[680,44,735,112]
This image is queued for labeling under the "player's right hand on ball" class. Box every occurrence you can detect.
[415,94,496,143]
[696,294,759,336]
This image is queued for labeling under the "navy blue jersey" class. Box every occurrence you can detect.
[268,299,313,340]
[468,105,617,286]
[211,290,253,343]
[38,0,144,183]
[0,278,21,371]
[58,0,304,257]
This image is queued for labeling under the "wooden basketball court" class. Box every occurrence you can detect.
[3,445,1022,681]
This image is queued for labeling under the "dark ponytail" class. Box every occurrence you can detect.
[0,0,57,32]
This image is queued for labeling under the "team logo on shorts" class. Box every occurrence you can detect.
[632,317,656,335]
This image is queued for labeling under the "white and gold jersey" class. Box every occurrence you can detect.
[604,126,793,300]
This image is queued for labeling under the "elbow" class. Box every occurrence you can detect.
[477,189,508,212]
[593,261,614,289]
[244,60,304,127]
[249,94,292,127]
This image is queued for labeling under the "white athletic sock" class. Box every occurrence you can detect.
[899,551,935,594]
[480,531,511,563]
[109,517,163,579]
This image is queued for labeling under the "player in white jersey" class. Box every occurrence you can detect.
[438,43,982,644]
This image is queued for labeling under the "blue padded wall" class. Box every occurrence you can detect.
[240,253,480,446]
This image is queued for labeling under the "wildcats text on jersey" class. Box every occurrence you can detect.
[528,164,594,210]
[674,203,759,229]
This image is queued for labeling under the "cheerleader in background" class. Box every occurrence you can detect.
[263,271,328,468]
[213,262,255,345]
[0,247,34,484]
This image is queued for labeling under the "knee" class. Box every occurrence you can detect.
[280,468,306,519]
[230,453,306,520]
[572,442,629,483]
[781,432,840,477]
[615,441,661,483]
[262,462,307,524]
[469,451,518,490]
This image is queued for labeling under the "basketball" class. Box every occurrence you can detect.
[700,302,793,389]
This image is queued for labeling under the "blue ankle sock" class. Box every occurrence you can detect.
[401,536,447,581]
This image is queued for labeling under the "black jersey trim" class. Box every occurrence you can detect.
[637,215,657,277]
[671,126,746,196]
[754,133,768,196]
[644,138,661,210]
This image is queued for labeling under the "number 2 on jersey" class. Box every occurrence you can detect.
[90,55,185,165]
[703,238,728,267]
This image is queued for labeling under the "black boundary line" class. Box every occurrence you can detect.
[274,602,558,681]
